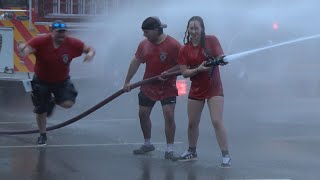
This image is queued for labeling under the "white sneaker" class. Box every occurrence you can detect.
[178,150,197,162]
[221,155,231,168]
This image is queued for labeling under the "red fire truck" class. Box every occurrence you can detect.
[0,0,187,95]
[0,0,126,73]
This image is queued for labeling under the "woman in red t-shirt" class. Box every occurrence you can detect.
[177,16,231,167]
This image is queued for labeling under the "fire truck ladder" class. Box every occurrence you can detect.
[41,0,120,18]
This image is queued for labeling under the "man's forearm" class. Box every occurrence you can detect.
[125,60,140,83]
[17,43,33,57]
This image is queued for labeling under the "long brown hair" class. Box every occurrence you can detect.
[183,16,211,56]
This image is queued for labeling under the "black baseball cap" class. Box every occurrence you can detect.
[141,16,167,30]
[51,20,68,31]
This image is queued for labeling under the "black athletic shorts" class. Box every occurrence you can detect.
[31,75,78,114]
[138,91,176,107]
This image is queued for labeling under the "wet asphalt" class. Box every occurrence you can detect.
[0,78,319,180]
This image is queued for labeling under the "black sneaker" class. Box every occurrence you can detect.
[133,144,155,154]
[47,98,56,118]
[221,155,231,168]
[178,150,197,161]
[37,136,47,146]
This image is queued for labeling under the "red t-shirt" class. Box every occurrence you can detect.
[135,35,181,101]
[178,35,224,99]
[27,34,84,83]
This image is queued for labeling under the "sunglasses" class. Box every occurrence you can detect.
[52,23,67,29]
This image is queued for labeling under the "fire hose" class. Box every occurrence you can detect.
[0,71,184,135]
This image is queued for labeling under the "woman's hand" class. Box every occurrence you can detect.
[196,61,211,73]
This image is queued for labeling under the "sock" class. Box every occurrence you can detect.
[166,144,173,152]
[222,150,229,157]
[188,147,196,153]
[144,139,151,146]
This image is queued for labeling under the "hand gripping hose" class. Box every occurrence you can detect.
[0,71,182,135]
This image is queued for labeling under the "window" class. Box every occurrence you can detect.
[0,0,28,8]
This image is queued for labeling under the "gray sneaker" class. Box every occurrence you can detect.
[133,144,155,154]
[164,151,178,161]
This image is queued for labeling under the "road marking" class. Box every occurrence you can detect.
[0,142,184,149]
[0,118,136,124]
[231,179,291,180]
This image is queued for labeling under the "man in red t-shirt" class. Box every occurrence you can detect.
[123,17,181,160]
[17,20,95,145]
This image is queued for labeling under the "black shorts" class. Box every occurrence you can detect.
[31,76,78,114]
[188,96,205,101]
[138,91,176,107]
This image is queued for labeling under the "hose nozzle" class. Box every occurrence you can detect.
[204,55,228,67]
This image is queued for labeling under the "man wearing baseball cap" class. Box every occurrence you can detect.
[51,20,68,31]
[17,20,95,145]
[141,16,168,30]
[123,16,181,160]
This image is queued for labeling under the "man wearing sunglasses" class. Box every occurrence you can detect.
[17,20,95,145]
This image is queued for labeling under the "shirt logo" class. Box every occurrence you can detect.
[159,52,167,62]
[62,54,69,64]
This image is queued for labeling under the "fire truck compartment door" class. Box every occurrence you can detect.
[0,27,14,72]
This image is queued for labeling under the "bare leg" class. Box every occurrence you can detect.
[138,106,153,140]
[36,113,47,134]
[207,96,229,151]
[187,99,205,147]
[37,100,74,134]
[162,103,176,144]
[58,100,74,109]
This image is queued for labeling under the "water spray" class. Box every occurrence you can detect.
[225,33,320,63]
[204,34,320,66]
